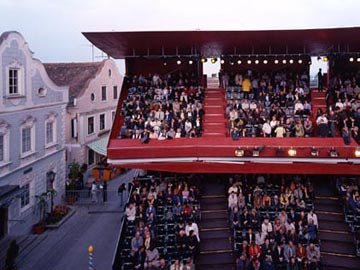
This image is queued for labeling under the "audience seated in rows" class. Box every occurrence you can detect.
[120,73,205,141]
[120,176,200,269]
[225,71,312,139]
[227,175,321,270]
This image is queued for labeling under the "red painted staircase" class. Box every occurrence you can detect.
[311,89,327,118]
[202,88,227,137]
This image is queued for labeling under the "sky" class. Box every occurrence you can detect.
[1,0,360,75]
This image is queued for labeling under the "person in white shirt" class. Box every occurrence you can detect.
[261,218,273,236]
[125,203,136,222]
[262,120,272,137]
[185,221,200,242]
[228,183,239,194]
[307,210,318,227]
[228,192,238,210]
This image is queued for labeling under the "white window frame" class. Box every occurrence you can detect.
[6,63,25,97]
[99,113,106,131]
[20,117,36,158]
[20,183,30,209]
[88,148,95,165]
[0,121,10,165]
[87,116,95,135]
[101,86,107,101]
[113,85,118,99]
[45,114,57,148]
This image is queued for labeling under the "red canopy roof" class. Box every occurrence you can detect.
[83,27,360,58]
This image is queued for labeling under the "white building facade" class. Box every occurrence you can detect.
[0,31,68,238]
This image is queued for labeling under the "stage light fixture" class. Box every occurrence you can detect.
[201,57,207,63]
[247,59,252,64]
[176,59,182,65]
[310,147,319,157]
[255,59,259,64]
[329,147,338,157]
[188,59,193,65]
[355,148,360,158]
[308,61,312,65]
[237,59,242,65]
[289,59,294,64]
[274,59,279,64]
[235,148,244,157]
[211,58,217,64]
[323,56,329,62]
[357,57,360,62]
[252,146,264,157]
[230,61,234,65]
[220,59,225,64]
[263,59,268,64]
[298,59,303,64]
[288,148,297,157]
[282,59,287,64]
[350,57,354,62]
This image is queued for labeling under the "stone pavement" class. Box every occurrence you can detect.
[17,169,139,270]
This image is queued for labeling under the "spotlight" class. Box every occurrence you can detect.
[255,59,259,64]
[355,148,360,158]
[323,56,328,62]
[176,59,182,65]
[230,61,234,65]
[329,147,338,157]
[211,58,217,64]
[263,59,268,64]
[201,57,207,63]
[357,58,360,62]
[274,59,279,64]
[289,59,294,64]
[252,146,264,157]
[308,61,312,65]
[282,59,287,64]
[235,148,244,157]
[350,57,354,62]
[298,59,303,64]
[310,147,319,157]
[237,59,242,65]
[220,59,225,64]
[288,148,297,157]
[163,61,168,66]
[247,59,252,64]
[188,60,193,65]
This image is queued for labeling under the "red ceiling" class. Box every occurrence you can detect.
[83,27,360,58]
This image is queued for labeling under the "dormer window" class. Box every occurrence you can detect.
[9,68,19,94]
[6,63,24,97]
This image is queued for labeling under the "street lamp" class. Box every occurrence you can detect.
[46,171,56,213]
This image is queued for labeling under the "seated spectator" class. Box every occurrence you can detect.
[131,231,144,256]
[144,243,160,269]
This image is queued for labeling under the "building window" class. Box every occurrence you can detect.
[88,148,95,165]
[99,114,105,130]
[101,86,107,101]
[112,111,115,121]
[0,121,10,164]
[0,135,4,162]
[20,116,36,157]
[9,68,19,94]
[108,69,112,77]
[90,93,95,101]
[22,127,32,153]
[46,122,54,145]
[88,116,94,135]
[20,183,30,208]
[71,118,77,138]
[113,86,118,99]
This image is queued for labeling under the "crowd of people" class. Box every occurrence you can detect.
[323,71,360,143]
[120,73,205,141]
[120,175,201,269]
[226,175,322,270]
[337,177,360,257]
[224,71,313,139]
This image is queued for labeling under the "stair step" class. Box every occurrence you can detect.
[322,253,360,270]
[201,229,230,239]
[201,219,229,229]
[319,220,350,231]
[201,196,227,203]
[321,239,356,255]
[319,231,354,243]
[201,211,228,220]
[197,251,233,265]
[200,238,232,252]
[197,263,233,270]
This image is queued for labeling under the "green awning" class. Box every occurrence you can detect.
[87,135,109,156]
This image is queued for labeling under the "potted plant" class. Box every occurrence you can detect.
[32,192,49,234]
